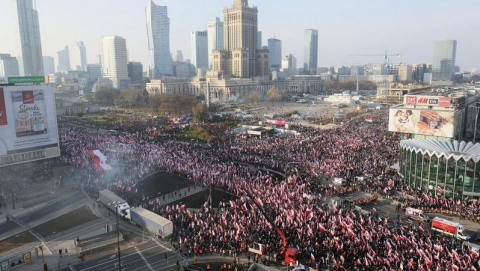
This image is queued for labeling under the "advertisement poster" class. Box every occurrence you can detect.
[11,90,47,137]
[0,88,7,126]
[388,108,455,138]
[0,85,58,157]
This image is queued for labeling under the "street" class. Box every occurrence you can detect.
[74,240,184,271]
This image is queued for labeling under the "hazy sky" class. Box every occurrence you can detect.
[0,0,479,71]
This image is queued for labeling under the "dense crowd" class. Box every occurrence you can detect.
[53,109,480,270]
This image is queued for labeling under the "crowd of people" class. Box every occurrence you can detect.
[52,109,480,270]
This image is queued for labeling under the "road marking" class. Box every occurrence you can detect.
[152,239,172,251]
[135,246,154,271]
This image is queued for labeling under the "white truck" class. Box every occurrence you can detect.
[99,190,131,219]
[405,207,429,222]
[431,217,469,240]
[129,207,173,238]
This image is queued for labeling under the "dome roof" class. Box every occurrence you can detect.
[400,139,480,162]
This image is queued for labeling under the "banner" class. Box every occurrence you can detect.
[388,108,454,137]
[404,95,451,107]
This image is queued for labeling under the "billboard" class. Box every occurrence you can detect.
[388,108,454,137]
[404,95,451,107]
[0,85,60,167]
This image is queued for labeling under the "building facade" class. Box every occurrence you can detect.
[207,17,224,69]
[303,29,318,75]
[0,54,20,77]
[14,0,44,76]
[432,40,457,83]
[398,64,413,82]
[191,31,208,71]
[400,139,480,198]
[57,46,71,73]
[70,41,87,71]
[101,36,129,89]
[42,56,55,75]
[146,1,173,78]
[128,62,144,85]
[268,38,282,71]
[213,0,269,78]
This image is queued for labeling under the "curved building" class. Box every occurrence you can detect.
[400,139,480,198]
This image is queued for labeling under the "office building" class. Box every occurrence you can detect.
[176,51,184,62]
[42,56,55,75]
[282,54,297,70]
[57,46,71,73]
[128,62,144,85]
[191,31,208,71]
[13,0,44,76]
[257,31,262,50]
[268,38,282,71]
[397,64,413,82]
[432,40,457,83]
[0,54,20,77]
[70,41,87,71]
[87,64,102,81]
[146,1,173,78]
[304,29,318,75]
[207,17,224,69]
[101,36,129,89]
[212,0,269,78]
[350,65,365,76]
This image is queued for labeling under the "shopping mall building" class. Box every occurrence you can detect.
[399,139,480,198]
[391,89,480,198]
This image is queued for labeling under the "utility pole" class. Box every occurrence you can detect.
[116,205,122,271]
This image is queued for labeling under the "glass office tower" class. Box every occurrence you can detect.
[432,40,457,82]
[303,29,318,75]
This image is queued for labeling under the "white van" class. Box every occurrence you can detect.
[405,207,429,222]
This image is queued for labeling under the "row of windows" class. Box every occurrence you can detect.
[400,148,480,198]
[0,150,45,166]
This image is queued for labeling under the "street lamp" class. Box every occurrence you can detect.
[109,202,122,271]
[39,245,44,263]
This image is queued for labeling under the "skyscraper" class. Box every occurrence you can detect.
[70,41,87,71]
[57,46,71,73]
[432,40,457,82]
[128,62,144,85]
[13,0,44,76]
[191,31,208,71]
[101,36,129,89]
[304,29,318,75]
[212,0,268,78]
[257,31,262,50]
[207,17,224,69]
[42,56,55,75]
[0,54,20,77]
[146,1,172,78]
[268,38,282,71]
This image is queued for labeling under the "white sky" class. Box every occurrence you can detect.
[0,0,478,71]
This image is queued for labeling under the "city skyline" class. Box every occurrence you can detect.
[0,0,479,72]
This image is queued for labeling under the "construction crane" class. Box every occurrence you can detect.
[348,50,401,67]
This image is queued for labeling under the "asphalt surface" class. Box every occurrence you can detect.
[74,240,184,271]
[0,191,85,235]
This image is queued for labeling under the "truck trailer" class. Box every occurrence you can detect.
[99,190,131,218]
[129,207,173,238]
[431,217,469,240]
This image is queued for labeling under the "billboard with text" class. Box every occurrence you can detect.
[404,95,452,107]
[388,108,455,138]
[0,85,60,167]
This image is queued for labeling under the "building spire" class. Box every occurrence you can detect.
[233,0,248,7]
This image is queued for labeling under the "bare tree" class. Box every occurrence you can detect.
[266,86,280,104]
